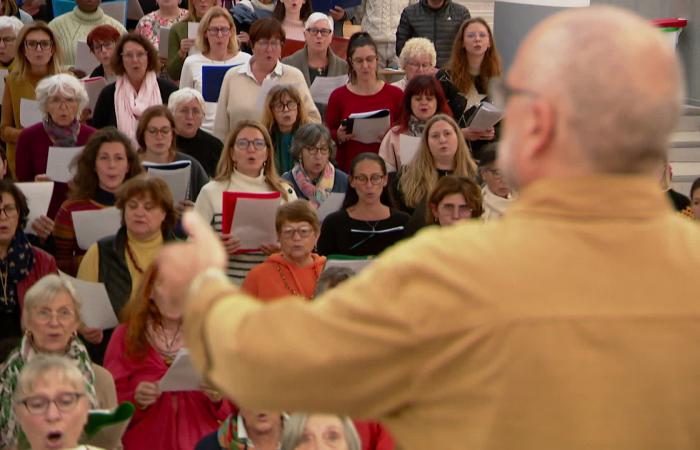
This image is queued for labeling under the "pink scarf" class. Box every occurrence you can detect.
[114,72,162,144]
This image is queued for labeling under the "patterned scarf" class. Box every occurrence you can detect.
[291,162,336,209]
[217,415,252,450]
[42,116,80,147]
[0,232,35,312]
[0,336,98,449]
[407,115,427,137]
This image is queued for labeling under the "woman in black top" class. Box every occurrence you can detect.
[318,153,409,257]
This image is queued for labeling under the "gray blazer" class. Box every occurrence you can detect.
[282,46,349,87]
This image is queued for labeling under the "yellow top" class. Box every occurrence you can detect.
[78,231,164,296]
[185,175,700,450]
[0,71,44,172]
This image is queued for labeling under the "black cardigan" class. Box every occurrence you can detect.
[90,77,178,129]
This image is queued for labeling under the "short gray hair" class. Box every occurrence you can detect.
[290,123,336,160]
[304,12,333,33]
[398,37,436,70]
[281,414,361,450]
[21,274,81,329]
[13,355,86,403]
[35,74,89,118]
[0,16,24,35]
[167,87,206,113]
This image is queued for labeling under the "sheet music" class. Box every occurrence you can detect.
[59,271,119,330]
[46,146,83,183]
[309,75,347,105]
[16,182,54,234]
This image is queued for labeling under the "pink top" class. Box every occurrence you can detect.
[325,83,403,172]
[104,324,234,450]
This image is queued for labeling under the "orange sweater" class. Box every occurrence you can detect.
[242,253,326,301]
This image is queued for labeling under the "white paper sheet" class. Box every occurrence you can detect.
[72,207,122,251]
[127,0,144,20]
[399,134,422,167]
[16,182,54,234]
[188,22,199,55]
[324,258,372,273]
[20,98,42,127]
[46,146,83,183]
[309,75,347,104]
[350,115,391,145]
[232,197,281,249]
[316,192,345,222]
[0,69,8,106]
[102,0,127,25]
[83,77,107,112]
[159,349,202,392]
[158,27,170,58]
[146,165,191,202]
[468,101,503,131]
[75,41,100,75]
[59,271,119,329]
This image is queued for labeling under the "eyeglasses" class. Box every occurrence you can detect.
[24,39,52,51]
[351,55,377,66]
[0,36,16,46]
[92,41,115,52]
[438,204,472,216]
[207,26,231,36]
[146,126,172,136]
[465,32,489,40]
[406,61,433,70]
[0,204,18,218]
[279,226,315,239]
[353,174,384,185]
[256,39,282,49]
[17,392,85,415]
[271,101,298,112]
[304,146,330,156]
[306,27,332,37]
[122,51,147,60]
[47,97,78,107]
[34,307,76,324]
[234,138,267,151]
[176,107,203,117]
[489,78,540,110]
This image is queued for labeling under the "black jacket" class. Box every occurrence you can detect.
[395,0,470,68]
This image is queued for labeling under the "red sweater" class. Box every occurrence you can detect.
[15,122,96,218]
[326,84,403,172]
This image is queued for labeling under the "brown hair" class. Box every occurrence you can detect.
[70,127,143,200]
[249,17,285,47]
[272,1,312,22]
[185,0,215,22]
[115,175,178,234]
[111,32,159,76]
[275,200,320,234]
[136,105,177,159]
[426,175,483,223]
[197,6,239,56]
[261,84,309,133]
[445,18,502,95]
[1,0,19,18]
[346,31,378,84]
[121,263,161,358]
[216,120,292,201]
[13,22,63,78]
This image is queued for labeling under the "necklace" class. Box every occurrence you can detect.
[364,220,380,231]
[274,262,321,299]
[0,264,8,305]
[125,241,144,275]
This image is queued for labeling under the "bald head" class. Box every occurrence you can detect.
[509,6,684,175]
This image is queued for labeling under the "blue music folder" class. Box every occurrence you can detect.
[202,64,242,102]
[311,0,361,12]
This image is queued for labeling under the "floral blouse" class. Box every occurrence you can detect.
[135,8,188,48]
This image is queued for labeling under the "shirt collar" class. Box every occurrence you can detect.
[240,58,285,83]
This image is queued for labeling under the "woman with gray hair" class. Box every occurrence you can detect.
[0,16,24,71]
[281,123,348,210]
[15,74,96,231]
[0,275,122,450]
[392,37,437,91]
[168,87,223,177]
[281,413,361,450]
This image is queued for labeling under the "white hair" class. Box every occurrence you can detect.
[21,274,81,329]
[398,37,437,69]
[304,12,333,33]
[13,355,86,402]
[0,16,24,35]
[167,87,206,113]
[35,74,89,118]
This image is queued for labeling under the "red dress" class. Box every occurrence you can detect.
[325,83,403,172]
[104,324,234,450]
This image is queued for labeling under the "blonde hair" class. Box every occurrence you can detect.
[13,22,63,78]
[196,6,239,56]
[399,114,477,208]
[216,120,292,201]
[398,37,437,70]
[21,274,82,331]
[261,84,309,132]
